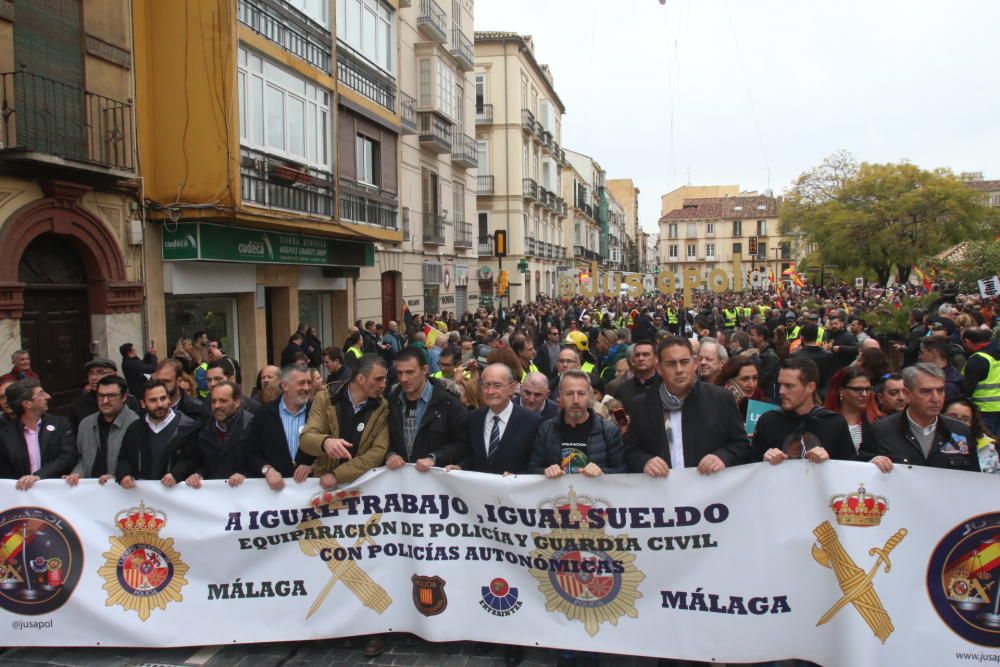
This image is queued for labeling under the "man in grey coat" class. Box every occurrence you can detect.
[65,375,138,486]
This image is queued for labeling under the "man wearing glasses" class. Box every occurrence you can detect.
[0,380,78,489]
[65,375,138,486]
[625,336,749,478]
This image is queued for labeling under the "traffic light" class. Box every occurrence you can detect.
[748,236,758,257]
[498,270,509,295]
[494,230,507,257]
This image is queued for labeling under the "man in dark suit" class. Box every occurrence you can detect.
[120,342,158,398]
[185,381,254,488]
[513,372,559,421]
[791,323,832,396]
[205,359,263,416]
[385,348,468,472]
[625,336,749,478]
[248,366,317,489]
[459,364,543,475]
[0,379,78,489]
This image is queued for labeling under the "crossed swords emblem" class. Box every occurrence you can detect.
[812,520,907,643]
[298,492,392,619]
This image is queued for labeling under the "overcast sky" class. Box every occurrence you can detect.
[474,0,1000,233]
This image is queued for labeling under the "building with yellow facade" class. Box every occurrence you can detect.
[0,0,144,411]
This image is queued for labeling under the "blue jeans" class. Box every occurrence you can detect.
[981,411,1000,440]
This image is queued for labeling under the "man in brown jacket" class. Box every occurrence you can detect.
[299,354,389,488]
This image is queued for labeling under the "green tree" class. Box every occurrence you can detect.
[781,153,1000,285]
[930,240,1000,289]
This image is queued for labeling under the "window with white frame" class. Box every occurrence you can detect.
[238,46,331,169]
[706,222,715,236]
[355,134,378,186]
[336,0,394,74]
[574,222,582,246]
[437,60,457,120]
[288,0,330,27]
[706,243,715,258]
[668,223,678,239]
[669,244,678,258]
[687,243,696,258]
[417,57,458,121]
[733,220,742,237]
[475,73,486,109]
[476,140,489,175]
[686,222,696,238]
[757,219,767,235]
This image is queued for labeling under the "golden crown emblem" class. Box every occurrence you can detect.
[310,487,360,509]
[114,501,167,534]
[538,486,613,528]
[829,484,888,527]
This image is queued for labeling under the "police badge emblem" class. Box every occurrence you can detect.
[529,487,644,636]
[411,574,447,616]
[98,501,188,621]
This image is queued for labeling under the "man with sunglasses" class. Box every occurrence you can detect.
[535,326,563,378]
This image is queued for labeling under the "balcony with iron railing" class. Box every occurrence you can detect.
[238,0,332,72]
[339,180,399,231]
[240,146,334,216]
[337,45,396,113]
[478,235,494,257]
[450,28,474,71]
[574,245,601,262]
[417,0,447,42]
[399,91,417,134]
[454,221,473,248]
[451,130,477,168]
[526,237,537,256]
[556,197,568,217]
[521,108,535,134]
[475,104,493,124]
[418,112,453,153]
[476,175,494,195]
[522,178,538,201]
[422,211,446,245]
[0,71,135,176]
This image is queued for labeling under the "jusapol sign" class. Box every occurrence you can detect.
[560,257,754,302]
[162,222,374,267]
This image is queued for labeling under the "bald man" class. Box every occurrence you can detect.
[514,372,558,420]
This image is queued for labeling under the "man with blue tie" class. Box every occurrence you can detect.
[456,363,543,476]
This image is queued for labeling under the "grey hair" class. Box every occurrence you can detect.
[280,365,310,383]
[699,337,729,362]
[901,362,945,390]
[10,350,27,363]
[558,369,592,393]
[483,363,514,384]
[354,354,388,378]
[522,372,549,390]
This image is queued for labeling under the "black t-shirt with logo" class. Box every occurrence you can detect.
[558,415,591,473]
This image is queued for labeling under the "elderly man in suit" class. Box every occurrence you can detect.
[0,379,78,489]
[66,375,138,486]
[513,372,559,421]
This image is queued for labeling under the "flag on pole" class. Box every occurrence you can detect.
[782,265,806,288]
[912,266,932,291]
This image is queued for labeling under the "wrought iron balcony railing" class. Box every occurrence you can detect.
[238,0,331,73]
[477,175,494,195]
[240,146,334,216]
[454,221,473,248]
[339,184,399,230]
[337,45,396,112]
[451,131,477,168]
[574,245,601,262]
[418,112,452,153]
[478,235,494,257]
[0,71,135,173]
[521,108,535,133]
[400,90,417,133]
[422,211,446,245]
[522,178,538,201]
[450,28,474,71]
[475,104,493,124]
[526,237,537,256]
[417,0,447,42]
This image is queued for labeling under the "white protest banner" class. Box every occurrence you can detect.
[0,462,998,667]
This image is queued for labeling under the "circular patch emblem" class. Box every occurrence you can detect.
[548,549,622,609]
[927,512,1000,647]
[117,543,174,598]
[0,507,83,615]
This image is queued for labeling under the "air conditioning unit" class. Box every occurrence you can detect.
[128,218,143,246]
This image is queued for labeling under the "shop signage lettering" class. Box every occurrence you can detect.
[163,223,374,268]
[440,295,455,305]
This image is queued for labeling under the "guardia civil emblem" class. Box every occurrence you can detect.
[529,487,644,636]
[812,484,907,644]
[99,501,188,621]
[927,512,1000,647]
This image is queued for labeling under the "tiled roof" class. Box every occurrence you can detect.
[660,195,781,222]
[965,180,1000,192]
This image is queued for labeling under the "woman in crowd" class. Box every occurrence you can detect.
[826,366,879,458]
[714,355,763,420]
[943,399,1000,474]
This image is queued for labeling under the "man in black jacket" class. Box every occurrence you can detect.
[117,380,202,488]
[0,379,77,489]
[625,336,749,478]
[791,324,832,396]
[826,309,860,376]
[248,366,317,490]
[205,359,263,416]
[71,357,140,429]
[866,363,979,473]
[185,381,254,488]
[386,348,468,471]
[458,364,543,476]
[154,359,209,421]
[611,340,660,415]
[513,372,559,421]
[751,357,855,465]
[749,324,779,399]
[120,341,158,398]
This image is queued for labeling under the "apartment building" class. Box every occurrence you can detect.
[658,187,794,285]
[354,0,478,322]
[474,32,569,304]
[134,0,409,384]
[606,178,641,272]
[606,190,625,272]
[0,0,144,412]
[563,149,606,274]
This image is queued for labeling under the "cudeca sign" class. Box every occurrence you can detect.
[162,222,375,268]
[559,258,749,304]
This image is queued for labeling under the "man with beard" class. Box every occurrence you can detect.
[875,373,908,415]
[749,324,779,399]
[154,359,209,421]
[826,309,860,375]
[0,380,77,489]
[610,340,660,413]
[750,358,855,464]
[66,375,138,486]
[116,380,202,489]
[185,381,254,488]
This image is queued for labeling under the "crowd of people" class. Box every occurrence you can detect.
[1,281,998,666]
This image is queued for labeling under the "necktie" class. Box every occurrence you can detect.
[488,415,501,459]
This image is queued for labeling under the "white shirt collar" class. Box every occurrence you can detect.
[489,401,515,425]
[146,409,177,434]
[906,410,937,437]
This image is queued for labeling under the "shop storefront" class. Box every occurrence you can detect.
[160,222,373,385]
